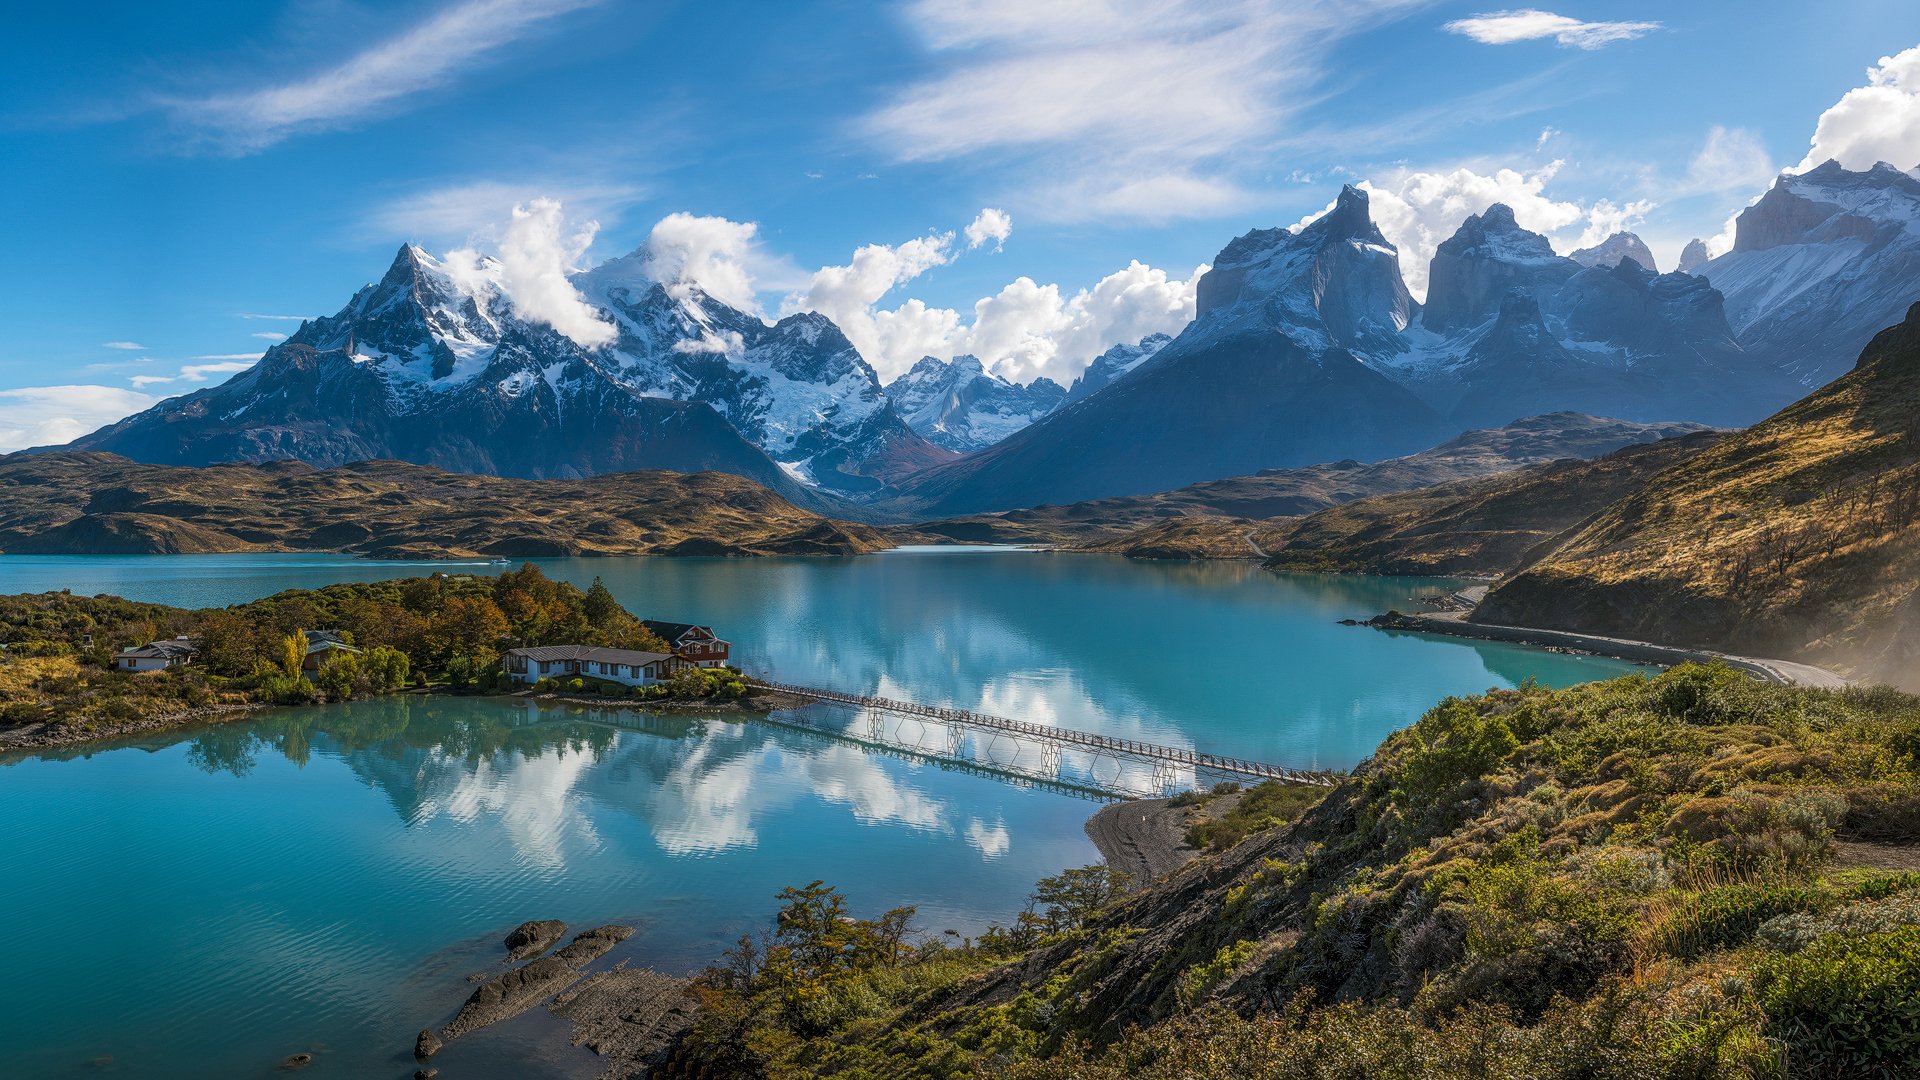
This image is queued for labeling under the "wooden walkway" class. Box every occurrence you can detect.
[750,679,1341,787]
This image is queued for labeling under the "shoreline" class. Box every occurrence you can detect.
[0,687,808,757]
[1367,610,1850,688]
[1085,797,1203,885]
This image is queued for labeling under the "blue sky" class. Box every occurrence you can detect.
[3,0,1920,449]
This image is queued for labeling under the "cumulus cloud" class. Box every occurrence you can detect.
[1444,9,1660,49]
[964,208,1012,249]
[781,230,962,364]
[449,198,616,348]
[0,385,160,451]
[1297,162,1653,299]
[865,0,1423,222]
[1795,44,1920,173]
[642,213,776,313]
[166,0,607,152]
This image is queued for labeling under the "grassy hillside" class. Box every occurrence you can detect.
[0,453,897,557]
[1476,302,1920,689]
[1254,432,1722,576]
[667,665,1920,1079]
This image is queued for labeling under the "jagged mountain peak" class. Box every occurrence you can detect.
[1062,334,1172,405]
[1677,238,1710,274]
[882,353,1066,454]
[1569,231,1658,273]
[1421,205,1572,333]
[1303,184,1389,246]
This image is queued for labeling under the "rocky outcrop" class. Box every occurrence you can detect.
[883,355,1066,452]
[1421,204,1573,333]
[1063,334,1172,405]
[1676,238,1710,274]
[443,925,635,1039]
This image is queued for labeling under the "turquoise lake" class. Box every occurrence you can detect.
[0,550,1644,1078]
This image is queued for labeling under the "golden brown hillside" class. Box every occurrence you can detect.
[1476,302,1920,688]
[1256,432,1722,576]
[0,453,900,558]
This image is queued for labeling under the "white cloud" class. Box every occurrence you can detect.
[672,329,745,360]
[865,0,1422,222]
[1795,44,1920,173]
[239,313,312,322]
[0,385,161,451]
[1535,126,1559,150]
[451,198,616,348]
[1686,125,1778,194]
[641,213,783,313]
[250,331,287,342]
[1299,162,1653,299]
[188,353,264,361]
[781,230,962,365]
[101,341,146,350]
[964,208,1012,249]
[1444,9,1660,50]
[180,361,253,381]
[165,0,607,152]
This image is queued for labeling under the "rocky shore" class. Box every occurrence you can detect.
[416,920,696,1080]
[0,702,264,754]
[1084,796,1203,885]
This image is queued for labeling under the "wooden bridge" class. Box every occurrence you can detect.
[749,679,1342,791]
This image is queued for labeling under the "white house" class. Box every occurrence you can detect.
[113,637,199,673]
[505,644,682,688]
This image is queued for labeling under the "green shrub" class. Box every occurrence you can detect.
[1754,926,1920,1075]
[1663,881,1831,960]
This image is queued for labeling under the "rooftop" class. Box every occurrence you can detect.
[509,644,674,666]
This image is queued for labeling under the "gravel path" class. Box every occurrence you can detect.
[1085,798,1202,887]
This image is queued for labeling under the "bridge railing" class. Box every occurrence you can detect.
[750,679,1341,787]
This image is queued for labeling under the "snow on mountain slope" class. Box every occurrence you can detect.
[1698,160,1920,386]
[1062,334,1171,405]
[63,243,949,496]
[882,355,1066,453]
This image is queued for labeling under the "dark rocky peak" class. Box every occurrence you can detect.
[1301,184,1390,247]
[1422,204,1574,333]
[1475,289,1566,358]
[1569,232,1658,273]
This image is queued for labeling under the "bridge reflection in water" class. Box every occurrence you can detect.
[750,680,1342,800]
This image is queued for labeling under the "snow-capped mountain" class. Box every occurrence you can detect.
[1696,160,1920,386]
[897,186,1802,516]
[896,187,1460,514]
[1569,231,1658,272]
[61,244,950,497]
[1384,205,1793,429]
[1062,334,1171,405]
[881,355,1065,454]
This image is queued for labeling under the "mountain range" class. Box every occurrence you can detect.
[37,161,1920,520]
[60,244,951,507]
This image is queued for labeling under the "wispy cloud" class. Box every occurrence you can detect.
[250,331,287,341]
[863,0,1426,223]
[100,340,147,350]
[129,359,258,390]
[239,313,314,322]
[1444,10,1660,50]
[0,385,160,451]
[189,354,264,361]
[162,0,607,152]
[365,177,648,245]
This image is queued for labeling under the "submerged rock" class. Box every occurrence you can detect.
[413,1028,442,1061]
[503,919,567,961]
[444,925,635,1039]
[277,1052,313,1070]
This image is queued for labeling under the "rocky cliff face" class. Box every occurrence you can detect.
[1698,160,1920,386]
[62,245,949,498]
[1676,238,1711,274]
[882,355,1066,453]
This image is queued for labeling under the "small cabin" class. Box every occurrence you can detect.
[113,637,199,673]
[641,621,731,668]
[301,629,364,672]
[505,645,684,688]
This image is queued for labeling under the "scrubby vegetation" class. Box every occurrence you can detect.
[668,665,1920,1079]
[0,566,679,739]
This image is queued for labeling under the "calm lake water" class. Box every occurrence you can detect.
[0,550,1642,1078]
